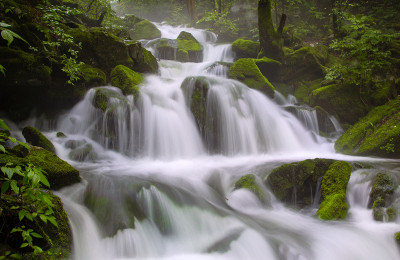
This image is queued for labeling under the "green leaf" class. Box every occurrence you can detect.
[47,216,58,227]
[1,181,10,194]
[20,243,29,248]
[30,232,43,238]
[0,119,10,130]
[39,214,47,223]
[18,210,25,221]
[10,180,19,194]
[38,172,50,188]
[0,144,6,153]
[0,22,11,27]
[1,29,13,46]
[10,254,21,259]
[1,166,14,179]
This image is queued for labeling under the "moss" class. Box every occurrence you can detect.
[317,161,352,220]
[77,63,106,87]
[177,49,189,62]
[234,174,264,201]
[386,207,397,222]
[253,57,281,82]
[228,58,275,98]
[142,48,159,73]
[294,79,324,104]
[317,193,348,220]
[129,19,161,40]
[395,232,400,245]
[110,65,143,97]
[231,39,260,59]
[0,147,81,190]
[267,158,335,208]
[177,31,203,63]
[93,89,109,111]
[56,132,67,138]
[310,83,368,124]
[335,98,400,157]
[22,126,56,154]
[368,172,397,208]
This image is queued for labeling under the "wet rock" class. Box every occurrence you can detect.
[22,126,56,154]
[110,65,143,97]
[231,39,260,60]
[234,174,264,201]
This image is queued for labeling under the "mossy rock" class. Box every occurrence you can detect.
[281,45,328,83]
[234,174,264,201]
[176,31,203,63]
[0,147,81,190]
[231,39,260,60]
[123,14,144,27]
[69,27,134,73]
[254,57,281,82]
[294,78,324,104]
[76,63,106,87]
[69,143,97,162]
[56,132,67,138]
[310,83,368,124]
[228,58,275,98]
[267,158,335,208]
[22,126,56,154]
[127,42,158,73]
[335,98,400,157]
[92,88,129,112]
[317,161,352,220]
[395,232,400,246]
[110,65,143,97]
[0,193,72,258]
[153,38,178,60]
[128,19,161,40]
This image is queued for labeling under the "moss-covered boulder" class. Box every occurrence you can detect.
[228,58,275,98]
[335,98,400,157]
[231,39,260,60]
[69,143,97,162]
[0,193,72,258]
[153,38,178,60]
[69,27,134,73]
[267,158,335,208]
[128,19,161,40]
[110,65,143,97]
[22,126,56,154]
[254,57,282,82]
[368,172,398,222]
[282,45,329,83]
[316,161,352,220]
[234,174,264,201]
[395,232,400,246]
[0,147,81,190]
[127,42,158,73]
[76,63,107,87]
[176,31,203,63]
[310,83,368,124]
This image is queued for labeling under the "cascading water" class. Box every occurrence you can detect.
[39,22,400,259]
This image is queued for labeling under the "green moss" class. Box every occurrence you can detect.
[253,57,281,82]
[228,58,275,98]
[294,79,324,104]
[0,147,81,190]
[395,232,400,245]
[386,207,397,222]
[232,39,260,59]
[129,19,161,40]
[56,132,67,138]
[317,161,352,220]
[177,49,189,62]
[234,174,264,201]
[176,31,203,63]
[335,98,400,157]
[317,193,348,220]
[77,63,106,87]
[267,158,335,207]
[22,126,56,154]
[142,48,159,73]
[110,65,143,97]
[368,172,397,208]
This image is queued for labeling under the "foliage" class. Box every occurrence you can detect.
[0,120,57,257]
[196,10,238,38]
[325,13,399,93]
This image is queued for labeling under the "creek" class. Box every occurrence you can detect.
[27,23,400,259]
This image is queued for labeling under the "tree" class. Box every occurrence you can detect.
[258,0,286,61]
[187,0,198,26]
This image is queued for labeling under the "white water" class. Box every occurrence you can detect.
[34,23,400,259]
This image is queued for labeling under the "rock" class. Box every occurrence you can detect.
[310,83,368,124]
[254,57,281,82]
[153,38,178,60]
[69,27,135,73]
[110,65,143,97]
[234,174,264,201]
[127,42,158,73]
[22,126,56,154]
[316,161,352,220]
[56,132,67,138]
[69,143,97,162]
[231,39,260,60]
[228,58,275,98]
[0,147,81,190]
[335,98,400,157]
[267,158,335,208]
[395,232,400,246]
[176,31,203,63]
[76,63,107,87]
[123,14,144,27]
[128,19,161,40]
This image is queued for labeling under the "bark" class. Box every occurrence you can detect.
[187,0,198,26]
[277,13,286,35]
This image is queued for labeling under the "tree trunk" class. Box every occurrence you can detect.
[258,0,284,60]
[187,0,198,26]
[218,0,222,13]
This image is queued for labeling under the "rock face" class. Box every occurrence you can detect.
[231,39,260,60]
[228,58,275,98]
[22,126,56,154]
[267,158,335,208]
[335,98,400,157]
[368,172,398,222]
[110,65,143,97]
[316,161,352,220]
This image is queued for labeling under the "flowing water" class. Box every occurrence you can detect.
[19,23,400,259]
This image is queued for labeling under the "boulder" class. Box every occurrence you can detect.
[69,143,97,162]
[76,63,107,87]
[110,65,143,97]
[22,126,56,154]
[316,161,352,220]
[254,57,281,82]
[234,174,264,201]
[128,19,161,40]
[267,158,335,208]
[176,31,203,63]
[127,42,158,73]
[228,58,275,98]
[335,98,400,157]
[231,39,260,60]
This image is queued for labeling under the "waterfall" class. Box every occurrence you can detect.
[43,22,400,260]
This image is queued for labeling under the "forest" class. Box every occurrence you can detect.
[1,0,400,259]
